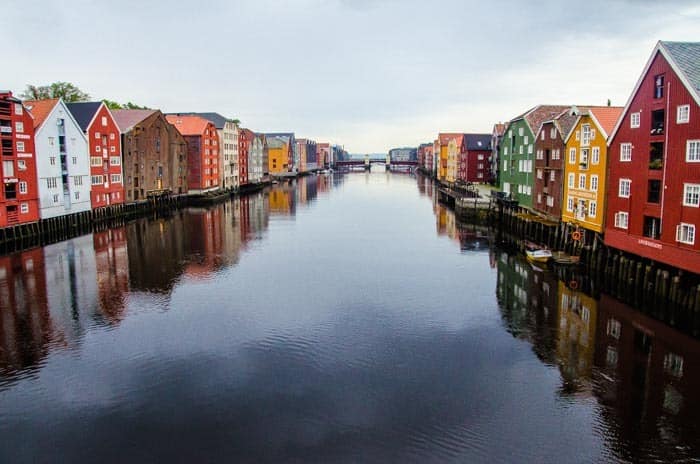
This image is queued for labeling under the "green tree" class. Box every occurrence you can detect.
[21,82,90,102]
[103,100,151,110]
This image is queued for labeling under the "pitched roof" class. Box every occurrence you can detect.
[170,112,234,129]
[661,41,700,95]
[492,123,506,136]
[65,101,103,131]
[463,133,491,151]
[165,115,211,136]
[112,109,157,133]
[588,106,624,138]
[519,105,570,134]
[23,99,59,129]
[438,133,463,145]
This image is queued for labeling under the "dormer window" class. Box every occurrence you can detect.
[654,74,665,99]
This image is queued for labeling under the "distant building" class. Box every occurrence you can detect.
[113,110,188,200]
[388,147,417,162]
[166,115,219,194]
[238,128,251,185]
[491,123,506,185]
[461,134,491,183]
[0,91,40,227]
[66,102,125,208]
[605,41,700,273]
[248,131,264,184]
[25,99,91,218]
[265,133,295,172]
[437,134,462,183]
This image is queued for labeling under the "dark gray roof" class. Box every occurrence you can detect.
[463,133,491,151]
[661,41,700,94]
[171,112,231,129]
[65,101,102,131]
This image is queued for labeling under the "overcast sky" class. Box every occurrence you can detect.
[4,0,699,152]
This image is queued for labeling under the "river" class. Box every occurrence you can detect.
[0,170,698,463]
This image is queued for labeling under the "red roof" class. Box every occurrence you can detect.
[588,106,624,137]
[165,115,211,136]
[24,99,59,129]
[438,133,463,146]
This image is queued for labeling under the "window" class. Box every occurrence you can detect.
[581,124,591,146]
[503,160,508,171]
[72,157,77,165]
[110,146,116,153]
[110,156,121,165]
[518,127,523,136]
[615,212,629,229]
[478,154,484,160]
[579,174,586,189]
[95,132,100,139]
[50,156,56,165]
[101,116,107,126]
[580,148,589,167]
[91,175,104,185]
[91,157,102,166]
[16,141,25,152]
[546,195,554,207]
[620,143,632,161]
[567,196,574,212]
[569,148,576,164]
[74,191,80,200]
[53,194,59,203]
[110,174,122,183]
[3,160,14,177]
[541,131,545,141]
[592,147,600,164]
[549,170,555,181]
[643,216,661,239]
[15,121,24,133]
[537,193,542,203]
[47,177,57,189]
[648,180,661,203]
[17,160,26,171]
[683,183,700,206]
[504,147,508,156]
[568,173,574,188]
[589,201,597,218]
[619,179,631,197]
[607,318,621,339]
[677,105,690,124]
[74,176,83,186]
[519,145,523,155]
[550,127,557,139]
[677,223,695,245]
[631,112,640,128]
[590,175,598,192]
[20,203,29,214]
[19,181,27,194]
[95,144,101,153]
[687,140,700,162]
[110,133,115,140]
[654,74,665,99]
[14,103,22,115]
[528,144,533,154]
[537,169,543,180]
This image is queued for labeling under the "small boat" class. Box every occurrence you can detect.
[525,248,552,264]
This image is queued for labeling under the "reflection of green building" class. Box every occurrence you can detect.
[496,250,559,363]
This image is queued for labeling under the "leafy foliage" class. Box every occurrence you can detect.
[103,99,151,110]
[21,82,90,102]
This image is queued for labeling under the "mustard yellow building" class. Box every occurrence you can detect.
[563,107,623,233]
[267,137,289,174]
[438,133,462,183]
[557,281,598,382]
[446,139,459,184]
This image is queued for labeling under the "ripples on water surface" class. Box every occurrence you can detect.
[1,171,699,463]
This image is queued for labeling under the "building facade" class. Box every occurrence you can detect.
[462,134,491,183]
[25,99,91,219]
[114,110,188,201]
[491,123,506,185]
[562,106,622,233]
[166,115,219,194]
[238,128,250,186]
[66,102,125,208]
[605,41,700,273]
[0,92,40,227]
[499,105,568,210]
[438,133,462,182]
[248,132,264,184]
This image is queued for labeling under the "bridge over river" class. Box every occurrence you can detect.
[333,154,417,171]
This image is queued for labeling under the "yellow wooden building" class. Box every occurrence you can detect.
[267,137,289,174]
[562,107,623,233]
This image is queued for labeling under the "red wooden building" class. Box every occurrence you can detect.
[533,109,577,221]
[460,134,491,183]
[238,128,253,186]
[605,41,700,273]
[0,91,40,227]
[166,115,220,194]
[67,102,124,208]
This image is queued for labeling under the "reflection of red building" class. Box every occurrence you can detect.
[238,128,251,186]
[594,294,700,460]
[0,92,40,227]
[93,227,129,323]
[185,208,224,278]
[0,248,50,373]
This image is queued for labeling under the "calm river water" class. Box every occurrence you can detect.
[1,171,699,463]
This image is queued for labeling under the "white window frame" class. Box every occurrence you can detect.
[19,181,27,194]
[592,147,600,164]
[620,143,632,162]
[590,175,599,192]
[677,105,690,124]
[581,124,591,146]
[16,141,25,152]
[568,173,574,188]
[569,148,576,164]
[567,196,574,212]
[619,179,631,198]
[20,203,29,214]
[614,212,629,229]
[677,223,695,245]
[589,201,597,218]
[578,174,586,189]
[683,183,700,207]
[91,156,102,167]
[687,140,700,162]
[101,116,108,126]
[631,112,640,128]
[110,156,121,166]
[17,160,26,171]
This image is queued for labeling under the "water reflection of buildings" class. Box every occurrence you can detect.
[496,249,700,460]
[268,182,296,216]
[94,228,129,324]
[433,202,490,252]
